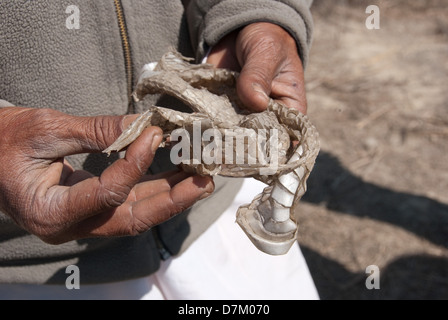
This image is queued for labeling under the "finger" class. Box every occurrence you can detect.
[0,107,141,164]
[69,113,141,154]
[207,30,241,70]
[137,169,183,183]
[58,158,74,185]
[33,108,141,157]
[131,174,214,223]
[50,126,163,224]
[271,68,307,114]
[62,168,95,187]
[73,174,214,238]
[58,159,96,186]
[132,170,195,200]
[236,51,280,113]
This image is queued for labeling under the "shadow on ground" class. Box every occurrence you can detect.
[302,245,448,300]
[303,152,448,248]
[300,152,448,299]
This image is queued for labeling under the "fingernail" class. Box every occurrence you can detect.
[151,134,162,153]
[199,180,215,200]
[199,191,212,200]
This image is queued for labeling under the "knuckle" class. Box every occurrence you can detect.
[93,116,122,149]
[123,158,145,179]
[99,184,130,209]
[128,218,154,236]
[96,173,133,210]
[125,205,157,236]
[168,195,189,217]
[92,117,108,149]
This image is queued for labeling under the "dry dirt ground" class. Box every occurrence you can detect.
[296,0,448,299]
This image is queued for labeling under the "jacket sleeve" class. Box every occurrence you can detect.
[185,0,314,67]
[0,100,14,107]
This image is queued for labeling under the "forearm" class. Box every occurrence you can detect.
[185,0,314,65]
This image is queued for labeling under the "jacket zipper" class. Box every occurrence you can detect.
[152,228,172,260]
[113,0,135,114]
[114,1,170,261]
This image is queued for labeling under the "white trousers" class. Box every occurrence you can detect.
[0,178,319,300]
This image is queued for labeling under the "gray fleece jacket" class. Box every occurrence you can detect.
[0,0,313,284]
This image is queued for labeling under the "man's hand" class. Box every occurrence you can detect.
[0,107,214,244]
[207,22,307,114]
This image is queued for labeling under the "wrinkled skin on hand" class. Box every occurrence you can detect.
[0,107,214,244]
[104,23,319,255]
[208,22,307,114]
[0,22,306,248]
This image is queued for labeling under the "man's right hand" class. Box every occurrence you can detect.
[0,107,214,244]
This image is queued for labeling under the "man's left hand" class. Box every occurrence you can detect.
[207,22,307,114]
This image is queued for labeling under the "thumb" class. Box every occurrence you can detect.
[65,113,141,154]
[236,56,276,113]
[47,126,164,231]
[0,107,141,158]
[34,109,141,157]
[235,28,283,113]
